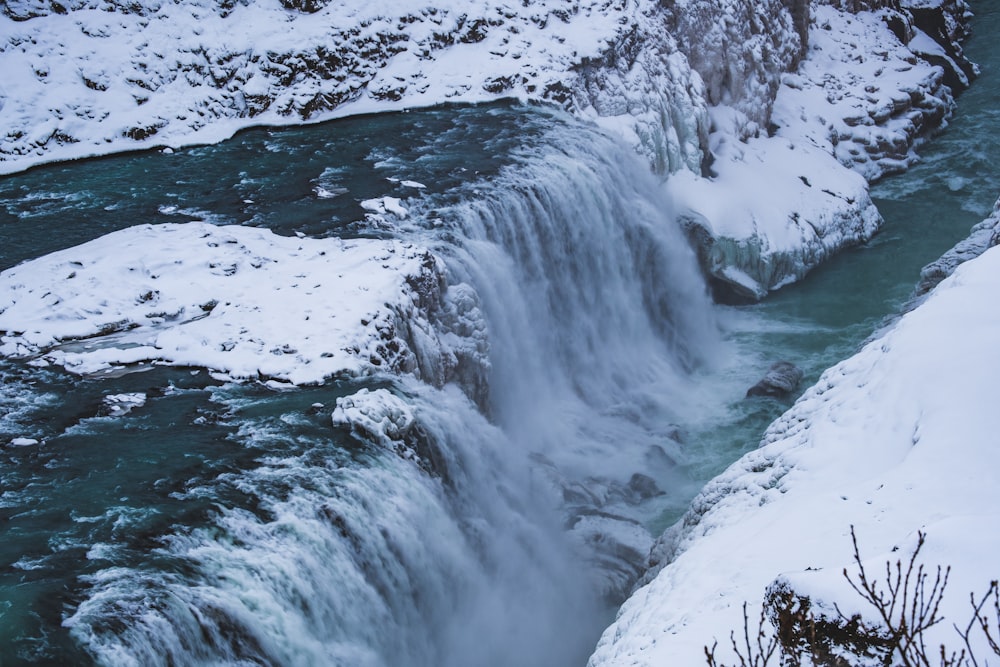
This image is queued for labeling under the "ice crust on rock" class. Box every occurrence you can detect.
[913,195,1000,299]
[0,222,488,392]
[589,204,1000,666]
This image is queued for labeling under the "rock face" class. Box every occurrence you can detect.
[661,0,806,138]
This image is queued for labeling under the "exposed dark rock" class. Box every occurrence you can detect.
[123,123,164,141]
[482,75,515,94]
[765,577,895,666]
[823,0,900,11]
[781,0,811,57]
[279,0,330,13]
[907,1,978,92]
[626,473,664,502]
[747,361,804,398]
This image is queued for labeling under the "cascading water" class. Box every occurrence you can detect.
[408,116,723,582]
[62,381,605,667]
[0,104,719,666]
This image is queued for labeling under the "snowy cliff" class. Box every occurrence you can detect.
[0,0,975,298]
[0,222,489,396]
[588,196,1000,664]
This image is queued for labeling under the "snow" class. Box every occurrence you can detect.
[0,0,965,299]
[0,221,453,385]
[589,229,1000,665]
[773,5,953,181]
[0,0,654,174]
[361,196,409,219]
[670,4,957,299]
[101,392,147,416]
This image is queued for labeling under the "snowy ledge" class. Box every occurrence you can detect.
[0,222,488,390]
[674,2,965,301]
[588,202,1000,665]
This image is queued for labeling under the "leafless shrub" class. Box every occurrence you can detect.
[704,528,1000,667]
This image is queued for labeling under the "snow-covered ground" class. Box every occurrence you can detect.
[0,0,972,298]
[589,198,1000,665]
[0,222,487,389]
[0,0,709,174]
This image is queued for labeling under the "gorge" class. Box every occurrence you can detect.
[0,0,997,665]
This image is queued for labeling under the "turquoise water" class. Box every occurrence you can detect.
[0,3,997,662]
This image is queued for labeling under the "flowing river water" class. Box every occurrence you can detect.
[0,3,996,664]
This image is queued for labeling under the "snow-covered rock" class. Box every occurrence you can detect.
[0,0,710,177]
[100,391,147,416]
[0,0,975,300]
[0,221,488,393]
[746,360,804,398]
[588,202,1000,666]
[775,3,958,182]
[913,195,1000,299]
[671,127,883,301]
[675,0,970,300]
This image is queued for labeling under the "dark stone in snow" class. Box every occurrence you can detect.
[747,361,804,398]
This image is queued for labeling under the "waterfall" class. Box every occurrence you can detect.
[65,381,603,667]
[59,107,719,666]
[419,111,719,490]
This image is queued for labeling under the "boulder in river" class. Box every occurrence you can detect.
[746,361,804,398]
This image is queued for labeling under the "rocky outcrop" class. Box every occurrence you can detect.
[678,0,974,301]
[913,195,1000,299]
[905,0,978,90]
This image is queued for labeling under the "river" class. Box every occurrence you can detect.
[0,3,997,664]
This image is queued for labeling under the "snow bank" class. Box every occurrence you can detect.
[0,221,488,389]
[0,0,708,176]
[589,206,1000,665]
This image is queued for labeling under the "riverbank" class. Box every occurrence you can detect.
[590,197,1000,666]
[589,2,1000,663]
